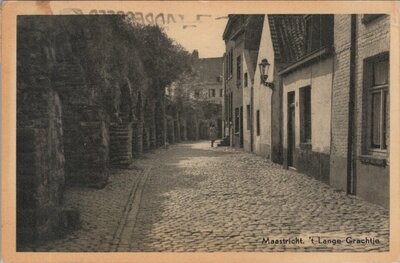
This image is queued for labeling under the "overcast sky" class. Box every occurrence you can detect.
[51,2,229,59]
[162,15,228,58]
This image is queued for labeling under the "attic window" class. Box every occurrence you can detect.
[362,14,384,24]
[305,15,333,53]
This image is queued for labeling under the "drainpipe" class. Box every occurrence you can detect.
[250,82,254,152]
[347,14,357,194]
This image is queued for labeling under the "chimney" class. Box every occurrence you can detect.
[192,50,199,59]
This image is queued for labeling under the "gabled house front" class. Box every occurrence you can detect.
[250,15,304,164]
[222,15,264,148]
[279,15,334,183]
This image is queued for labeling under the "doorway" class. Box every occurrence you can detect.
[287,92,295,168]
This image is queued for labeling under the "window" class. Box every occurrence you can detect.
[236,55,242,88]
[256,110,260,136]
[224,56,228,80]
[246,105,251,130]
[235,107,240,133]
[300,86,312,143]
[244,72,248,87]
[226,48,233,79]
[305,15,333,53]
[362,14,384,24]
[368,58,389,151]
[225,50,233,80]
[220,89,223,97]
[209,89,216,97]
[229,93,233,122]
[230,48,233,78]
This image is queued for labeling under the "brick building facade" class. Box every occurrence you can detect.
[251,15,304,164]
[280,15,334,183]
[330,14,390,208]
[223,15,264,148]
[222,14,390,207]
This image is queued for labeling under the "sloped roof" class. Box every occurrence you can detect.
[223,15,264,51]
[194,57,223,83]
[222,15,241,41]
[268,15,306,63]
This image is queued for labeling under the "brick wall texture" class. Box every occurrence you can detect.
[330,14,390,207]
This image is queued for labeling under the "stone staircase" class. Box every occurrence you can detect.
[109,112,133,167]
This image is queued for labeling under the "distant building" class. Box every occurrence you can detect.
[193,54,224,106]
[192,52,224,137]
[167,51,224,139]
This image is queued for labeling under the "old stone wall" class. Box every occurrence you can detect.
[17,15,194,243]
[17,17,65,242]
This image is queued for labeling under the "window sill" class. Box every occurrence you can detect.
[359,154,387,167]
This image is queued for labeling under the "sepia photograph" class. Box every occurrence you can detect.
[2,1,400,262]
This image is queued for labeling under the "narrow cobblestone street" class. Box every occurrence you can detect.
[21,141,389,252]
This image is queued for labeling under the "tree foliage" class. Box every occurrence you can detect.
[65,15,193,120]
[115,17,192,90]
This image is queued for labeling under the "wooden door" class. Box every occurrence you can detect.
[287,92,295,167]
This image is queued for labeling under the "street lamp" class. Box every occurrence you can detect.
[258,58,274,88]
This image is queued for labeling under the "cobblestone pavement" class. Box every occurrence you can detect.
[19,167,145,252]
[20,141,389,252]
[128,141,389,252]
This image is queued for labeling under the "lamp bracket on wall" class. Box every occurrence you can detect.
[258,58,274,89]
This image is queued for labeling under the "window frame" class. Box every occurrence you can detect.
[236,55,242,88]
[304,15,334,54]
[246,104,251,130]
[209,89,216,98]
[363,52,389,157]
[228,48,233,80]
[300,86,312,145]
[235,107,240,133]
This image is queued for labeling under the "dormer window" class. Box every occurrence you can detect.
[305,15,334,53]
